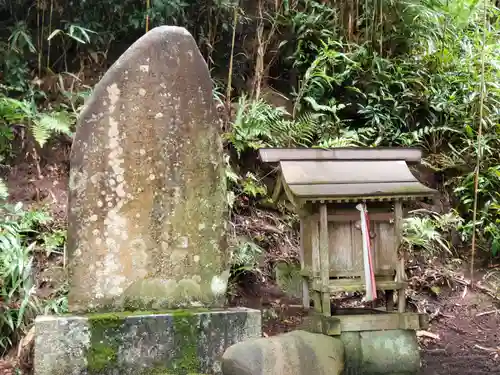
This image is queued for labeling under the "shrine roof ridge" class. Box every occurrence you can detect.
[258,147,422,164]
[258,147,438,201]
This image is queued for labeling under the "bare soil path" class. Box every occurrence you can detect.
[419,289,499,375]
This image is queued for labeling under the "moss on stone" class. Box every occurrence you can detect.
[170,310,202,374]
[88,343,118,372]
[137,368,173,375]
[84,308,212,319]
[136,365,207,375]
[86,313,124,373]
[83,309,211,375]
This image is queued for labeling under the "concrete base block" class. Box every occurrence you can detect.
[34,308,261,375]
[341,330,421,375]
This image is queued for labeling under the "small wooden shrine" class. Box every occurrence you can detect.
[259,147,438,333]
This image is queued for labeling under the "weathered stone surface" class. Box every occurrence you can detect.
[67,26,228,312]
[341,330,421,375]
[34,308,261,375]
[221,330,344,375]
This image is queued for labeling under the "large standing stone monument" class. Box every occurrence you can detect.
[34,26,261,375]
[67,25,229,313]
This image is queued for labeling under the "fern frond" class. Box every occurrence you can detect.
[38,112,73,134]
[32,111,73,147]
[229,95,290,153]
[269,115,316,148]
[316,136,358,148]
[31,121,51,148]
[295,111,322,127]
[399,125,460,147]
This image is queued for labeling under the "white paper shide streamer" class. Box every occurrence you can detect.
[356,203,377,302]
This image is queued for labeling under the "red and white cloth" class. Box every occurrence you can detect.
[356,203,377,301]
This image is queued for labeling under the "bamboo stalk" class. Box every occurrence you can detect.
[348,0,353,42]
[47,0,54,69]
[371,0,377,50]
[252,0,264,100]
[36,0,41,76]
[364,0,370,44]
[146,0,150,33]
[470,0,488,283]
[356,0,359,41]
[225,3,239,117]
[379,0,383,55]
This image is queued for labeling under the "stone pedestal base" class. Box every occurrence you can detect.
[341,330,421,375]
[299,311,424,374]
[34,307,261,375]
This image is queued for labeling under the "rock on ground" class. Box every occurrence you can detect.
[221,330,344,375]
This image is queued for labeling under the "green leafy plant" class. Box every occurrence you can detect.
[226,94,349,154]
[0,202,47,352]
[0,201,67,353]
[47,24,96,45]
[0,93,73,152]
[0,22,35,92]
[226,94,290,155]
[403,209,464,256]
[229,236,264,274]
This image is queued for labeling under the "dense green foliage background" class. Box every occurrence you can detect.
[0,0,499,357]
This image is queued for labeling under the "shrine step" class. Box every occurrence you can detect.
[312,279,406,293]
[301,311,428,335]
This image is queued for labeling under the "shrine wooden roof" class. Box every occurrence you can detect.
[258,148,438,203]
